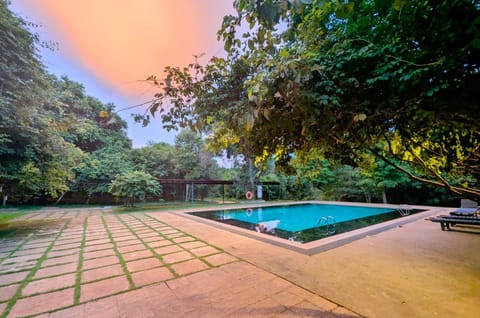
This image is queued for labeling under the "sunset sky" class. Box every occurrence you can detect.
[10,0,235,147]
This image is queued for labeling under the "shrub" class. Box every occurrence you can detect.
[109,171,161,207]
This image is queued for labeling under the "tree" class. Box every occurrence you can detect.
[50,75,130,153]
[356,153,411,203]
[130,142,175,179]
[172,130,219,200]
[291,152,365,201]
[1,2,135,205]
[142,0,480,200]
[173,130,218,180]
[109,171,161,207]
[74,140,134,203]
[0,2,82,204]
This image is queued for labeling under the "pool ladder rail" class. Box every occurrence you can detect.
[317,216,336,235]
[398,204,412,216]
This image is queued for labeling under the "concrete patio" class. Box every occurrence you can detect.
[0,206,479,317]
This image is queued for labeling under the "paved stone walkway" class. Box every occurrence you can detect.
[0,209,358,317]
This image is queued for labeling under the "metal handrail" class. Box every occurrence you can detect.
[398,204,412,216]
[317,216,336,235]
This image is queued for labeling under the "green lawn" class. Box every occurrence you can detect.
[0,200,239,217]
[112,200,238,213]
[0,212,23,225]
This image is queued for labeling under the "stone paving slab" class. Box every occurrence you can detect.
[0,285,18,303]
[22,272,76,296]
[82,248,115,260]
[0,209,359,318]
[0,270,29,285]
[131,266,174,287]
[9,288,75,317]
[81,264,124,283]
[34,262,78,279]
[80,275,130,303]
[41,254,78,267]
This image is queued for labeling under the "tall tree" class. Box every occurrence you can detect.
[1,2,132,204]
[49,75,130,153]
[74,141,133,203]
[173,130,218,180]
[130,142,175,179]
[0,1,71,204]
[50,75,132,203]
[142,0,480,200]
[356,152,411,203]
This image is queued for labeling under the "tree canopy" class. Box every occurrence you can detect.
[141,0,480,200]
[1,0,476,206]
[0,1,131,204]
[109,170,161,207]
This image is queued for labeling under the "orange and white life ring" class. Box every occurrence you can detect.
[245,191,254,200]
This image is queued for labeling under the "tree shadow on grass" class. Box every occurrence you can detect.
[0,218,65,239]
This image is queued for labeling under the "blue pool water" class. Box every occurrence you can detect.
[219,204,394,232]
[189,203,415,243]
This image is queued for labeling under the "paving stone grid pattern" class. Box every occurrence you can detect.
[0,209,357,318]
[0,210,238,317]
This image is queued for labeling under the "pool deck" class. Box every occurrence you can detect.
[1,204,479,317]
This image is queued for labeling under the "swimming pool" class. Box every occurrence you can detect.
[189,203,420,243]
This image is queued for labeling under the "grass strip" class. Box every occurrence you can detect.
[100,215,135,289]
[114,213,180,279]
[73,215,88,305]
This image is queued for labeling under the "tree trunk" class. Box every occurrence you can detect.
[2,194,7,207]
[363,190,372,203]
[55,192,66,205]
[382,189,388,204]
[248,158,255,192]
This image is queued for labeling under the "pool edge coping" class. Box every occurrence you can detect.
[171,201,448,255]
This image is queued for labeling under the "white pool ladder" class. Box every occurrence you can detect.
[317,216,336,235]
[398,204,412,216]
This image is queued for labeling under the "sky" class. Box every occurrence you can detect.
[10,0,235,147]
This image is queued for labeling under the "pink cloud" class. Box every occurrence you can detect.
[25,0,234,100]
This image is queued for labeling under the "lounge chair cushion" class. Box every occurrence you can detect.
[450,207,479,216]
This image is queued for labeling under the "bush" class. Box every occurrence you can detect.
[109,171,161,207]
